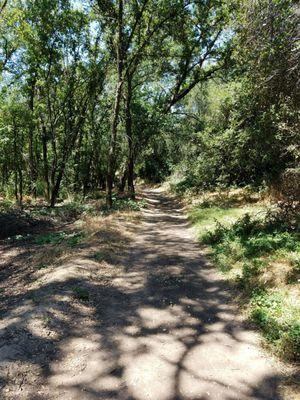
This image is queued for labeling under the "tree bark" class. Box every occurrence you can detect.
[106,81,123,207]
[28,74,37,197]
[125,76,135,199]
[118,166,128,193]
[74,130,84,192]
[106,0,124,208]
[13,126,18,204]
[18,167,23,207]
[41,124,50,201]
[50,163,65,208]
[12,120,22,206]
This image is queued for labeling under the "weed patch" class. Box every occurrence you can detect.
[35,264,49,270]
[190,199,300,362]
[111,196,147,211]
[34,231,85,246]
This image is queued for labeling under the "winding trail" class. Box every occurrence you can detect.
[0,188,285,399]
[102,188,281,400]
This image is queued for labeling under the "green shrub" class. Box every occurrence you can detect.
[213,238,244,272]
[232,213,260,238]
[202,213,298,257]
[250,291,284,341]
[251,308,282,341]
[0,198,14,212]
[244,232,298,257]
[202,221,230,244]
[171,176,198,196]
[34,231,85,246]
[36,264,48,270]
[242,259,265,282]
[288,256,300,283]
[31,201,90,219]
[66,232,85,246]
[198,209,299,361]
[91,251,107,261]
[111,197,147,211]
[251,297,300,361]
[280,322,300,361]
[35,232,66,245]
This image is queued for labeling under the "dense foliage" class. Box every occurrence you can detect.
[0,0,232,207]
[188,189,299,361]
[169,0,299,192]
[0,0,299,367]
[1,0,297,207]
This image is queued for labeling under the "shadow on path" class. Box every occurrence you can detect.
[0,188,287,399]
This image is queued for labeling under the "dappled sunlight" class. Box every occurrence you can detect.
[137,306,183,330]
[0,189,286,399]
[49,336,111,387]
[125,353,175,400]
[111,272,146,292]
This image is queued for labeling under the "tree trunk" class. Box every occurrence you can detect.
[50,131,57,196]
[49,110,87,207]
[13,123,18,204]
[41,125,50,201]
[82,152,93,197]
[50,159,67,208]
[99,172,106,190]
[125,76,135,199]
[106,0,124,208]
[12,120,22,206]
[28,74,37,198]
[14,169,18,204]
[106,80,123,207]
[74,130,84,192]
[127,153,135,199]
[118,166,127,193]
[50,172,62,208]
[18,167,23,207]
[28,127,36,198]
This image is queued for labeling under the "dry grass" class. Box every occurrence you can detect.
[260,259,294,287]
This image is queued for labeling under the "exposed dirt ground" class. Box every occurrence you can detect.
[0,210,52,240]
[0,188,298,399]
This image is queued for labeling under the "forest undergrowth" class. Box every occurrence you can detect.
[171,185,300,363]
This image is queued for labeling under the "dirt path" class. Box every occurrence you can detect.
[0,188,289,399]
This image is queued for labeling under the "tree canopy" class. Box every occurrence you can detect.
[0,0,298,206]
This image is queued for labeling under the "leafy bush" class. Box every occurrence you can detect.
[197,207,300,361]
[171,176,198,196]
[0,198,14,212]
[111,196,147,211]
[202,221,230,245]
[244,232,298,257]
[231,213,261,237]
[288,256,300,283]
[34,231,85,246]
[30,202,88,220]
[242,259,265,283]
[250,291,300,361]
[213,238,244,273]
[265,200,300,233]
[34,232,66,245]
[280,322,300,361]
[250,292,283,343]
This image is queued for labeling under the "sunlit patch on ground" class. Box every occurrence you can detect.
[0,189,296,399]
